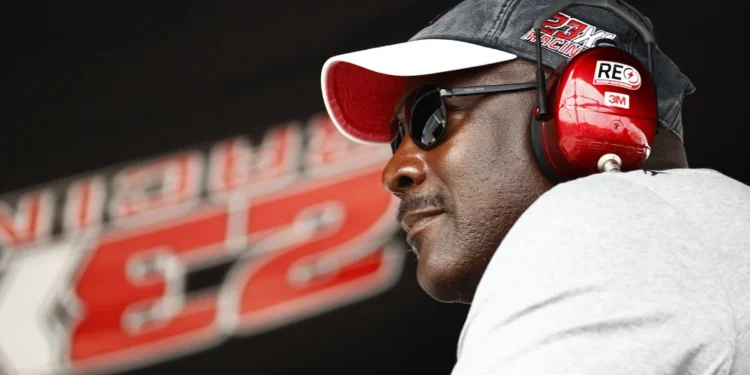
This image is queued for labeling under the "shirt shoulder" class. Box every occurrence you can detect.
[453,168,748,374]
[539,167,749,217]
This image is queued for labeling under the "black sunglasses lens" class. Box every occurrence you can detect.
[410,88,447,149]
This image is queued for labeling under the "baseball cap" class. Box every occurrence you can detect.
[320,0,695,145]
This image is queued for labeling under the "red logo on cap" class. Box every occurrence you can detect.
[521,12,617,58]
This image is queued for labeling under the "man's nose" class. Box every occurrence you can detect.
[382,144,427,195]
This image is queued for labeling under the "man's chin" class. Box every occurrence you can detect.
[415,257,474,304]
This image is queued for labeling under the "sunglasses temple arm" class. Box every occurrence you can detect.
[440,83,539,97]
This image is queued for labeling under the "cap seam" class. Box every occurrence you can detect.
[497,0,523,42]
[483,0,515,43]
[623,25,638,55]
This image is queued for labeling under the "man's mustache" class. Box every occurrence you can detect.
[396,194,447,224]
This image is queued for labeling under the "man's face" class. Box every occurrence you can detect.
[382,60,552,303]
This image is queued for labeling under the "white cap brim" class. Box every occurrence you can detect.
[321,39,517,144]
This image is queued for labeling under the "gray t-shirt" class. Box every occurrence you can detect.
[452,168,750,374]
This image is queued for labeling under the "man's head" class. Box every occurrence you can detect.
[384,59,552,302]
[320,0,694,303]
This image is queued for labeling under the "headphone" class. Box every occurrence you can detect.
[529,0,658,184]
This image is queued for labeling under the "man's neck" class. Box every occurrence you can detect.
[642,130,688,170]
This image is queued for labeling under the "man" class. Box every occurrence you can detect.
[320,0,749,373]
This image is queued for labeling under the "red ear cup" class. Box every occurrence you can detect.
[531,45,658,184]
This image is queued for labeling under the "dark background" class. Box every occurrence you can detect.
[2,1,747,374]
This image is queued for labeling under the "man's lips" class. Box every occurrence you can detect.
[401,208,444,239]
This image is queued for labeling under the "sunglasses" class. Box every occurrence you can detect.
[389,82,538,153]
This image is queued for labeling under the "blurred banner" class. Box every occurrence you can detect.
[0,113,406,375]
